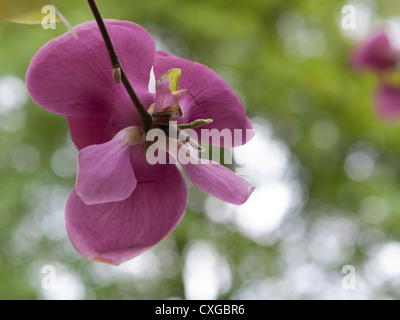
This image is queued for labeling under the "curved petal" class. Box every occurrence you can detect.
[76,127,142,205]
[66,163,188,266]
[184,160,254,205]
[164,139,254,205]
[26,20,155,121]
[153,51,254,147]
[374,85,400,120]
[351,32,397,71]
[67,116,114,151]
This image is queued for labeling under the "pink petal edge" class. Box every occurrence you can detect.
[76,127,142,205]
[66,164,188,266]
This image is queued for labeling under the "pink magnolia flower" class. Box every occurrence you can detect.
[351,32,398,72]
[26,20,255,265]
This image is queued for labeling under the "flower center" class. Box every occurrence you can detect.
[141,68,213,152]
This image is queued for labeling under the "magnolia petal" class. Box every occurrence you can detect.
[182,158,254,205]
[26,20,155,119]
[76,127,142,205]
[66,165,187,266]
[165,139,254,205]
[67,116,113,151]
[67,91,154,151]
[153,51,254,147]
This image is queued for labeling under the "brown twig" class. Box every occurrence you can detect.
[87,0,153,132]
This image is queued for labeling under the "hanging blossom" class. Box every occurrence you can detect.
[26,20,255,265]
[351,31,400,120]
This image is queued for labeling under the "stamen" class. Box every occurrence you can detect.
[177,119,213,130]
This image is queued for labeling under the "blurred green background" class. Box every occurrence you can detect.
[1,0,400,299]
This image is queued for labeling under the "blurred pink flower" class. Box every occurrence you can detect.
[351,32,398,72]
[26,20,255,265]
[351,31,400,121]
[375,85,400,120]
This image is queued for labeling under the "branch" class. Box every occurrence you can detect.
[87,0,153,132]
